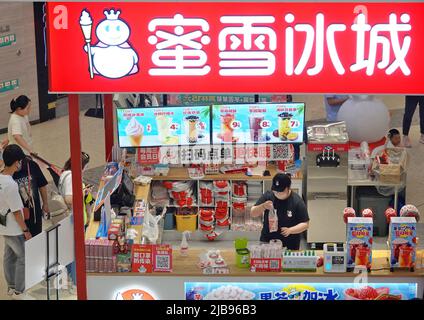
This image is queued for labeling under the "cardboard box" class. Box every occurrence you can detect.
[389,217,417,269]
[94,258,100,272]
[346,217,373,269]
[85,240,91,259]
[112,256,117,272]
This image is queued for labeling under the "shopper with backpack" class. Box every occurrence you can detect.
[0,145,34,300]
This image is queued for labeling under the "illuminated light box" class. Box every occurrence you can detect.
[116,106,211,148]
[185,282,418,300]
[211,103,305,145]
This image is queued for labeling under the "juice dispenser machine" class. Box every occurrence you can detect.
[306,122,349,246]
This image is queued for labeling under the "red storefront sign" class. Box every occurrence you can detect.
[47,2,424,94]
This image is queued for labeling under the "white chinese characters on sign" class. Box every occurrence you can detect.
[285,13,346,76]
[148,14,211,76]
[285,12,411,76]
[351,13,411,76]
[219,16,277,76]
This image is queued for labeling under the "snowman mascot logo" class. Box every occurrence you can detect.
[79,9,139,79]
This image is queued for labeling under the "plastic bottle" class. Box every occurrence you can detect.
[180,231,191,256]
[268,206,278,233]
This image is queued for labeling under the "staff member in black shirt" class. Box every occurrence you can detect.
[251,173,309,250]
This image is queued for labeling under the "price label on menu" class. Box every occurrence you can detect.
[260,120,271,129]
[198,122,206,130]
[170,123,179,131]
[231,120,242,129]
[146,124,152,133]
[290,120,300,128]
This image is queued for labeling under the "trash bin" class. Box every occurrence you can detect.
[164,212,175,230]
[356,187,391,237]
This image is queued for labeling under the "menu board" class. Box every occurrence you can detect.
[211,103,305,144]
[117,106,211,147]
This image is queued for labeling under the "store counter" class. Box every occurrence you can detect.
[86,248,424,300]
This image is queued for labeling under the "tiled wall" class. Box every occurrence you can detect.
[0,2,39,130]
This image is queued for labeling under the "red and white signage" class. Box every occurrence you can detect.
[47,2,424,94]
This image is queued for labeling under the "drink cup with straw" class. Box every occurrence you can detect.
[80,10,94,79]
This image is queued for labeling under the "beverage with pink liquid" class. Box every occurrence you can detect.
[249,114,264,142]
[220,113,235,142]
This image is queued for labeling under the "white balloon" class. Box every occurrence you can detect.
[337,96,390,143]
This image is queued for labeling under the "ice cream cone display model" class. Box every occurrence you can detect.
[125,117,144,146]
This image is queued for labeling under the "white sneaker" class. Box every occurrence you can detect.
[7,288,15,296]
[12,292,36,300]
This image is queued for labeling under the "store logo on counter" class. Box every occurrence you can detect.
[115,288,156,300]
[79,9,139,79]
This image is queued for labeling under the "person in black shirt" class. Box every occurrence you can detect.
[250,173,309,250]
[12,156,49,236]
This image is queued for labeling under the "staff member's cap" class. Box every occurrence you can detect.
[271,173,292,192]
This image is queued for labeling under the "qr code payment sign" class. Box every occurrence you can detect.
[155,255,171,270]
[272,144,292,160]
[270,259,280,270]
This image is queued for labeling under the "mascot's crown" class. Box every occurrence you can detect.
[104,9,121,20]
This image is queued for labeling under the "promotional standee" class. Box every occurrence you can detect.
[44,2,424,300]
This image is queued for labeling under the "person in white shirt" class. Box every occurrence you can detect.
[386,129,402,148]
[57,151,91,293]
[8,96,34,154]
[0,144,33,300]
